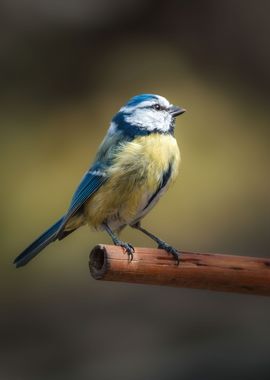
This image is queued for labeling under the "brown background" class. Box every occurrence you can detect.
[1,1,270,379]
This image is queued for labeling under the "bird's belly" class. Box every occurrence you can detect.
[84,133,180,231]
[84,174,151,231]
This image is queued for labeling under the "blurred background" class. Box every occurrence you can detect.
[1,0,270,379]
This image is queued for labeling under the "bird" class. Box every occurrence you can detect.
[14,94,186,268]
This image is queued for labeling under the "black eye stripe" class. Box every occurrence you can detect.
[140,104,166,111]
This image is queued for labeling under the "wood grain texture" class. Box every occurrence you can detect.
[89,245,270,296]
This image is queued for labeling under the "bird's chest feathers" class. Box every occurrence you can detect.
[85,134,180,228]
[133,134,178,176]
[107,134,180,190]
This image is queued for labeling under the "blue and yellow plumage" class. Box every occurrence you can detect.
[14,94,185,267]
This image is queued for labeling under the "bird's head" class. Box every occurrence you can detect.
[111,94,185,137]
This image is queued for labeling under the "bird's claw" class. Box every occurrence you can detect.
[158,242,181,265]
[119,242,135,262]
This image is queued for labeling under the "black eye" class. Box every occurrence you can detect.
[153,104,161,110]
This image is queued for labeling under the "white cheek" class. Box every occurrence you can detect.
[125,110,172,132]
[165,113,173,131]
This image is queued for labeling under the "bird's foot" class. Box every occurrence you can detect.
[158,241,181,265]
[115,240,135,262]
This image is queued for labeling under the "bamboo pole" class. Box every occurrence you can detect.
[89,245,270,296]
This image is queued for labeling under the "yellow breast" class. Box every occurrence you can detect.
[85,134,180,229]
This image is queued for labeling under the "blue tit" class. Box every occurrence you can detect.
[14,94,186,268]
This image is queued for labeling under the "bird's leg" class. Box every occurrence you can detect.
[131,222,181,264]
[103,223,134,262]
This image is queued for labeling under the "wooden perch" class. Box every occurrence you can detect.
[89,245,270,296]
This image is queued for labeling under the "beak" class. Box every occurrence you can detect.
[169,105,186,117]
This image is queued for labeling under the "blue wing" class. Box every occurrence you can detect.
[57,164,108,233]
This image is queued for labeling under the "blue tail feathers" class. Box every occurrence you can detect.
[14,217,64,268]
